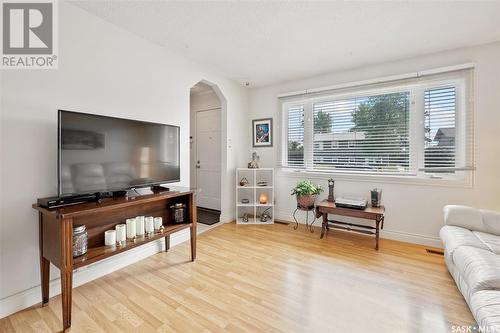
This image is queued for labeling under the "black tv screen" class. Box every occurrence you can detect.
[58,110,180,196]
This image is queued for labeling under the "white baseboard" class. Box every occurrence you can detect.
[0,229,191,319]
[274,210,442,248]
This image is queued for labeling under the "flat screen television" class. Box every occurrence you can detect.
[58,110,180,196]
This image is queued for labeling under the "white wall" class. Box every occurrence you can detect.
[247,42,500,246]
[0,2,248,316]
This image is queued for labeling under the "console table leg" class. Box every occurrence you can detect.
[39,214,50,306]
[165,235,170,252]
[61,269,73,331]
[320,213,327,239]
[375,219,381,251]
[60,218,73,331]
[40,257,50,305]
[190,225,196,261]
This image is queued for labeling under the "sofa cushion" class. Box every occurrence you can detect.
[453,246,500,293]
[444,205,485,231]
[440,226,489,258]
[470,290,500,333]
[481,209,500,236]
[473,231,500,255]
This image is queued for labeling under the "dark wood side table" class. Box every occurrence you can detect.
[315,200,385,250]
[32,189,197,332]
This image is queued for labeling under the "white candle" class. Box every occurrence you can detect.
[145,217,154,233]
[136,216,145,236]
[126,218,136,239]
[104,230,116,246]
[115,224,126,243]
[154,217,163,231]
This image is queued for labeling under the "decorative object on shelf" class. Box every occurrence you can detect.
[104,230,116,247]
[327,178,335,203]
[291,180,323,210]
[239,177,250,186]
[145,217,154,237]
[126,218,136,239]
[257,181,268,186]
[136,216,145,236]
[291,180,323,231]
[242,213,249,222]
[371,188,382,208]
[153,217,163,231]
[259,193,269,204]
[248,152,260,168]
[72,224,87,257]
[252,118,273,147]
[171,203,187,223]
[115,224,126,246]
[260,207,272,222]
[159,225,165,233]
[241,198,250,204]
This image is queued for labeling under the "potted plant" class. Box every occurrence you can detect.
[291,180,323,209]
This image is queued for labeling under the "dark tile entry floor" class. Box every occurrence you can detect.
[197,207,220,225]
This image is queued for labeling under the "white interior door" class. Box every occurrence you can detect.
[194,108,221,210]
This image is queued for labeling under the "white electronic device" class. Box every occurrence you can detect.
[335,197,368,210]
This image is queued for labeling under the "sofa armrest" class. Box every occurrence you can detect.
[444,205,484,231]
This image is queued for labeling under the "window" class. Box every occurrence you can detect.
[281,68,473,182]
[424,86,456,172]
[287,105,304,167]
[312,92,410,172]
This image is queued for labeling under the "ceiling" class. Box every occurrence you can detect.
[72,1,500,87]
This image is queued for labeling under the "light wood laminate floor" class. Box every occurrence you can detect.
[1,222,473,333]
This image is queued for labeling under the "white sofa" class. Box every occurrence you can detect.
[440,205,500,332]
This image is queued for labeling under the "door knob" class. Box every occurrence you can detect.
[196,165,201,168]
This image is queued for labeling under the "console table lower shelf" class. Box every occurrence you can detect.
[33,189,197,332]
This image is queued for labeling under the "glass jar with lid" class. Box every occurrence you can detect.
[73,224,88,257]
[170,203,187,223]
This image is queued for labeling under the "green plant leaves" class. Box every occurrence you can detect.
[291,180,323,196]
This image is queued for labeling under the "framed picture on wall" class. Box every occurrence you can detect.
[252,118,273,147]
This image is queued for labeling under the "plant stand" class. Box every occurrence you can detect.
[293,204,316,233]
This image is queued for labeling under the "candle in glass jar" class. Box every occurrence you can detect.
[145,217,154,233]
[115,224,126,244]
[104,230,116,246]
[154,217,163,231]
[126,218,136,239]
[136,216,145,236]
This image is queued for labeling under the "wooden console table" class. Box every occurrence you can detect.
[32,188,197,331]
[315,200,385,250]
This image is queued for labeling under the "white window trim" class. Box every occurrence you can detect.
[279,69,474,188]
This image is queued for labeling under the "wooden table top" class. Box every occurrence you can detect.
[33,187,195,218]
[316,200,385,218]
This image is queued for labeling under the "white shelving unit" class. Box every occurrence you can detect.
[236,168,274,224]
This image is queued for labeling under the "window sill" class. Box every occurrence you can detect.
[277,168,473,188]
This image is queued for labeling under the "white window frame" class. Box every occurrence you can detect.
[279,70,474,187]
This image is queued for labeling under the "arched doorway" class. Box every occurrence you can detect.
[189,80,227,228]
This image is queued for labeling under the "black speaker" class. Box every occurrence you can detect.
[371,189,382,207]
